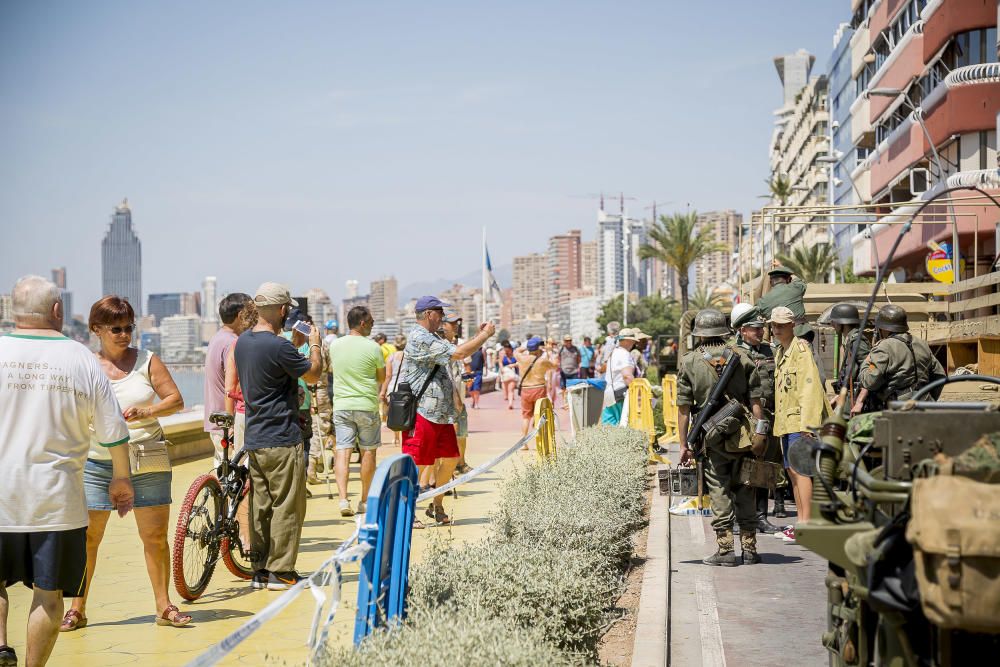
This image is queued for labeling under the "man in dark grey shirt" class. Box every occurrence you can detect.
[235,282,323,591]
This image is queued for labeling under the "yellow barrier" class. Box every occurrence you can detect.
[533,397,557,460]
[661,374,678,443]
[627,379,668,465]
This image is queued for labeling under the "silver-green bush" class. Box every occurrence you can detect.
[319,605,582,667]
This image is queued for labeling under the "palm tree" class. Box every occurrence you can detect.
[777,243,839,283]
[688,285,729,311]
[763,173,793,206]
[639,211,725,313]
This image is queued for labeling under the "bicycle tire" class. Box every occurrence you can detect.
[172,473,222,601]
[221,481,254,580]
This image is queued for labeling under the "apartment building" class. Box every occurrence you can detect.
[511,253,548,322]
[848,0,999,279]
[369,277,398,324]
[693,210,741,293]
[580,240,598,292]
[547,230,582,335]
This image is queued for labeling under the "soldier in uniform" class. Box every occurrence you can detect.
[731,304,783,533]
[829,303,870,413]
[306,335,333,484]
[754,264,807,322]
[853,304,946,414]
[678,309,765,566]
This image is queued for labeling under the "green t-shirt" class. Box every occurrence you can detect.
[280,332,311,411]
[328,335,385,412]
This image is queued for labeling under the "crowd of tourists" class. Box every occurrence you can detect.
[0,274,502,666]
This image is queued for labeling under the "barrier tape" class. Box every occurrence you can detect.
[184,524,369,667]
[417,417,543,502]
[187,419,546,666]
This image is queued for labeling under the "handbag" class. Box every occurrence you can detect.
[386,352,439,432]
[129,437,172,475]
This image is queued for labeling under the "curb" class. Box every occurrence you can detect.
[630,463,669,667]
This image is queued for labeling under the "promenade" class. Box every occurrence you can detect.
[4,391,529,666]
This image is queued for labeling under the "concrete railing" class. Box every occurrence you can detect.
[945,63,1000,87]
[162,408,214,462]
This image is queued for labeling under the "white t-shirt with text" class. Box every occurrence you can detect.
[0,334,129,532]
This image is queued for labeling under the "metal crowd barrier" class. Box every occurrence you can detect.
[627,379,668,464]
[533,397,557,460]
[661,373,679,442]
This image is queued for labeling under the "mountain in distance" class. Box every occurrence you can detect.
[399,263,512,303]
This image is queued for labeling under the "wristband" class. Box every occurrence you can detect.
[310,344,321,350]
[754,419,770,435]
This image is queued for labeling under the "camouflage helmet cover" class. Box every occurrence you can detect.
[875,304,909,333]
[829,303,861,325]
[692,308,729,337]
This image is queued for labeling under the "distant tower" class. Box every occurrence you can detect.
[773,49,815,107]
[345,280,359,299]
[202,277,219,324]
[101,199,142,316]
[51,267,73,322]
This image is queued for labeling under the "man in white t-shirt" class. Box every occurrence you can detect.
[601,328,637,426]
[0,276,134,667]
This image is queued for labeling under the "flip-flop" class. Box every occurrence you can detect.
[59,609,87,632]
[155,605,192,627]
[412,518,426,529]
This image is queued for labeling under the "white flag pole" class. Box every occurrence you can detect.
[481,227,488,324]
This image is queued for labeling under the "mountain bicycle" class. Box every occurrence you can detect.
[171,411,257,600]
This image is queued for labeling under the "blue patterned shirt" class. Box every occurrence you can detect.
[402,326,458,424]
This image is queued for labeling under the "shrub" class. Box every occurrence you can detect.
[408,538,621,658]
[318,605,582,667]
[491,426,648,570]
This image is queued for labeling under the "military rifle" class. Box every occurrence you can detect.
[685,348,741,460]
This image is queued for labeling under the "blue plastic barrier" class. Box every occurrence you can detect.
[353,454,419,644]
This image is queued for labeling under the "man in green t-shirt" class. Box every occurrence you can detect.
[327,306,386,517]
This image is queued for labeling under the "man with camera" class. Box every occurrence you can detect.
[400,296,494,526]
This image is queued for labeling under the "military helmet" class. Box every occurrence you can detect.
[829,303,860,325]
[875,304,909,333]
[692,309,729,337]
[768,265,794,278]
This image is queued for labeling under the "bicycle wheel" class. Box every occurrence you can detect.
[172,474,222,601]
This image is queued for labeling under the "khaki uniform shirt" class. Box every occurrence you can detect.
[860,333,946,402]
[774,338,829,436]
[756,277,806,321]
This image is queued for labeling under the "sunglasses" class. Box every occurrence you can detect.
[105,324,135,335]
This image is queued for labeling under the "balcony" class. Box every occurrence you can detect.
[923,65,1000,147]
[922,0,996,61]
[870,119,925,195]
[945,62,1000,87]
[868,26,924,122]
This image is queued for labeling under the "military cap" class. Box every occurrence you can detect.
[768,265,794,278]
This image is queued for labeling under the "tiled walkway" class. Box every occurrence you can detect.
[5,390,533,666]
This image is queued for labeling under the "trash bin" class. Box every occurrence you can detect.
[566,379,606,436]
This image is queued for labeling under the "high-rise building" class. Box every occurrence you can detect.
[625,218,650,298]
[547,230,582,336]
[511,253,548,322]
[159,315,201,363]
[341,294,370,328]
[440,284,482,337]
[774,49,815,108]
[201,277,219,324]
[0,294,12,323]
[580,240,598,292]
[345,280,359,299]
[369,277,398,324]
[568,293,600,342]
[304,288,337,328]
[51,267,73,322]
[693,211,741,293]
[101,199,142,316]
[596,209,624,302]
[148,292,199,326]
[846,0,999,279]
[826,22,859,265]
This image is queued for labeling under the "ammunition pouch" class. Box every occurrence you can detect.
[737,457,783,489]
[701,397,752,452]
[906,473,1000,633]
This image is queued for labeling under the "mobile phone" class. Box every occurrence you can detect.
[293,320,313,336]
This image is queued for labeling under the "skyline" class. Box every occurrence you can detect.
[1,1,847,311]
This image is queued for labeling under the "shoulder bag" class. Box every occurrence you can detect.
[517,356,541,397]
[129,435,172,475]
[386,352,439,432]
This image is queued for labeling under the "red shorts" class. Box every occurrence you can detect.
[402,414,460,466]
[520,385,547,419]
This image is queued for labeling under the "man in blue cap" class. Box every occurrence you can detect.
[513,336,557,438]
[401,296,495,526]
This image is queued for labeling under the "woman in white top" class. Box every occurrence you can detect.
[61,296,188,631]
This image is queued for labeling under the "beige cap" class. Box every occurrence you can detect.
[254,282,298,307]
[767,306,795,324]
[563,334,573,341]
[635,330,652,340]
[618,328,639,342]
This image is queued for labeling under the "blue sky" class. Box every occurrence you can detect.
[0,1,847,315]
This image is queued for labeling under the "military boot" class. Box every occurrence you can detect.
[756,489,778,533]
[772,488,786,518]
[703,529,739,567]
[741,530,761,565]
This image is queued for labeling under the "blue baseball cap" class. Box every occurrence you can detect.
[526,336,543,351]
[415,295,450,312]
[283,307,306,331]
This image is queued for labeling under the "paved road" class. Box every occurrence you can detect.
[5,389,529,666]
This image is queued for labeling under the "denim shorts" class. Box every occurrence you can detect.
[84,459,172,510]
[334,410,381,451]
[780,433,802,470]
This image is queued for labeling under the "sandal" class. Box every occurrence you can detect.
[412,518,426,529]
[431,505,451,525]
[59,609,87,632]
[155,605,192,627]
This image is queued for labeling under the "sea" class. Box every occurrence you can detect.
[167,365,206,408]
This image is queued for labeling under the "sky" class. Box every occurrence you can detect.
[0,1,848,315]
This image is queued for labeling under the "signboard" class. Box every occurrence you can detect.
[926,242,964,284]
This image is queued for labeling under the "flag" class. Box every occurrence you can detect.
[485,244,503,304]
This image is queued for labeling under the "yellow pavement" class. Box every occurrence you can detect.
[5,412,528,666]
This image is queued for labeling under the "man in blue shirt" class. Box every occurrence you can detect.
[579,336,595,379]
